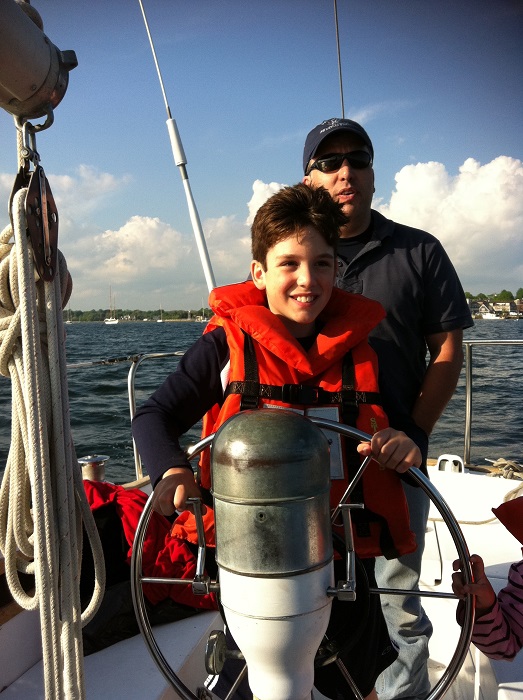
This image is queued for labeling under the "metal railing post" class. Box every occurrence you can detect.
[463,343,473,466]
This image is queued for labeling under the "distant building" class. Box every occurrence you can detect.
[477,302,497,318]
[467,299,482,315]
[492,301,518,316]
[467,298,522,318]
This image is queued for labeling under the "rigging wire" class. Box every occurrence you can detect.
[333,0,345,118]
[137,0,216,293]
[137,0,171,119]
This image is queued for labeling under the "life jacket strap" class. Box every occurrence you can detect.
[227,380,381,407]
[239,333,260,410]
[233,331,382,408]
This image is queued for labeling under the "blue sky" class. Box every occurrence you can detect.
[1,0,522,311]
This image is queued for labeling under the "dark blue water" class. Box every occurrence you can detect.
[0,319,522,483]
[430,320,523,465]
[0,321,205,483]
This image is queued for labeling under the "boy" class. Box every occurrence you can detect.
[132,183,422,699]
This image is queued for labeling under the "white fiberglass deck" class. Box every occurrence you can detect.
[2,465,522,699]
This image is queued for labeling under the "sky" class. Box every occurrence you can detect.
[0,0,522,311]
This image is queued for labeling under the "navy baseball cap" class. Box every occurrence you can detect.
[303,118,374,174]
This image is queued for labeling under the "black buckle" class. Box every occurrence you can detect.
[281,384,319,404]
[239,381,260,411]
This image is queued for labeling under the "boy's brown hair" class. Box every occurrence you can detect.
[251,183,348,267]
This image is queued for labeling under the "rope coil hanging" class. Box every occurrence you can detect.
[0,145,105,698]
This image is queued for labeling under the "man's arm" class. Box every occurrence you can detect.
[411,328,464,436]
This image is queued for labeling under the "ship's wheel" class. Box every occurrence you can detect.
[131,415,474,700]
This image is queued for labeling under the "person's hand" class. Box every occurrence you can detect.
[153,466,202,516]
[356,428,422,473]
[452,554,496,616]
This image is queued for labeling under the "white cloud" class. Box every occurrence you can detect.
[63,211,254,310]
[2,156,521,310]
[377,156,523,294]
[72,216,188,275]
[349,100,418,127]
[52,165,129,209]
[0,166,254,310]
[246,179,285,225]
[245,157,523,296]
[0,166,130,242]
[63,215,191,307]
[205,214,251,281]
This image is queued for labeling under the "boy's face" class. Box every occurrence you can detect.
[251,226,336,338]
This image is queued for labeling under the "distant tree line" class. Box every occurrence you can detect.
[63,308,211,322]
[64,289,523,322]
[465,288,523,302]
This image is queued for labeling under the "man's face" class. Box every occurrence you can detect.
[251,226,336,338]
[303,133,374,237]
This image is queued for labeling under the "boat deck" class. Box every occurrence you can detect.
[0,609,222,699]
[421,465,523,700]
[2,464,523,699]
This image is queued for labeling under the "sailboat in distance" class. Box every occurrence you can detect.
[104,286,118,325]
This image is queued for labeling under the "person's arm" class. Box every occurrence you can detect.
[154,467,203,516]
[132,328,228,512]
[453,557,523,660]
[452,554,496,613]
[411,328,464,436]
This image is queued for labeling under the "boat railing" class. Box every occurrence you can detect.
[127,351,185,480]
[66,351,185,482]
[65,339,523,482]
[462,339,523,466]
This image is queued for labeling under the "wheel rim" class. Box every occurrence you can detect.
[130,418,475,700]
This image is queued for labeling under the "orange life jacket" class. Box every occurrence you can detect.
[197,281,416,559]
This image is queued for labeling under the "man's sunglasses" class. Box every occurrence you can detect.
[306,150,372,175]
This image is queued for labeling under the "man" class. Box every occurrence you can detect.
[303,118,473,700]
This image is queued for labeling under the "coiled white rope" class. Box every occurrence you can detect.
[0,187,105,698]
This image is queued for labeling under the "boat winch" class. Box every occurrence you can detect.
[78,454,110,481]
[211,409,334,700]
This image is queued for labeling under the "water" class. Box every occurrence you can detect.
[430,319,523,466]
[0,319,522,483]
[0,321,206,483]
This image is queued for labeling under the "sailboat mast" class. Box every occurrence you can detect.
[137,0,216,294]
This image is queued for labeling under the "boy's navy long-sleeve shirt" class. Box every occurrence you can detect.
[132,327,230,486]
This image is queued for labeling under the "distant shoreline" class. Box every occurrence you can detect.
[65,318,203,323]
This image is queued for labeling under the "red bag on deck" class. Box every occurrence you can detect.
[83,480,218,610]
